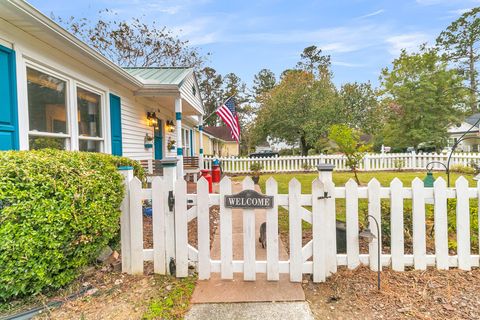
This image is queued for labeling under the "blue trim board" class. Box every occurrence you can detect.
[176,112,182,120]
[177,148,183,156]
[199,148,204,154]
[0,45,19,150]
[118,166,133,171]
[109,94,122,156]
[199,125,203,131]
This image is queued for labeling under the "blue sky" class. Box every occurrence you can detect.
[30,0,480,88]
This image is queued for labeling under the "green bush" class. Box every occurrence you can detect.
[0,149,143,301]
[449,164,475,174]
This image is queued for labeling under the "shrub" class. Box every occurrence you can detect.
[449,164,475,174]
[0,149,142,301]
[250,162,263,176]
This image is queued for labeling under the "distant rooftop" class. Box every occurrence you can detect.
[204,126,236,142]
[124,67,193,85]
[465,113,480,127]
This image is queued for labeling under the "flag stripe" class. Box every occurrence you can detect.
[215,98,241,142]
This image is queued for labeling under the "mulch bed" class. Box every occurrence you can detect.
[304,266,480,320]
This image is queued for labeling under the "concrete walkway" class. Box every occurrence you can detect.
[187,181,312,319]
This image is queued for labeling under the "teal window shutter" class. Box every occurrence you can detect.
[109,94,122,156]
[0,45,19,150]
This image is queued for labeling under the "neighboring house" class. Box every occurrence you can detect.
[203,126,239,157]
[0,0,207,178]
[447,113,480,152]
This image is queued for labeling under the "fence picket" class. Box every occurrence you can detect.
[220,177,233,279]
[129,177,143,274]
[434,177,449,270]
[345,179,360,270]
[266,177,279,281]
[289,178,302,282]
[412,178,427,270]
[312,178,326,282]
[175,179,188,277]
[456,177,471,271]
[368,178,381,271]
[197,178,211,279]
[243,177,256,281]
[152,177,166,274]
[390,178,404,271]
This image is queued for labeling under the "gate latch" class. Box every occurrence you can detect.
[168,191,175,211]
[318,192,331,200]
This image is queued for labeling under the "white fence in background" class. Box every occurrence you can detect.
[203,152,480,173]
[120,168,480,282]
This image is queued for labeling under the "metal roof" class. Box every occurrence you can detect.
[464,113,480,127]
[124,67,193,86]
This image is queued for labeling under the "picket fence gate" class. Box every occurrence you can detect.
[203,152,480,174]
[120,169,480,282]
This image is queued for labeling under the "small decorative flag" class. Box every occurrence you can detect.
[216,97,241,142]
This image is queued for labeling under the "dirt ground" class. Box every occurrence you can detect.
[25,205,221,320]
[304,266,480,320]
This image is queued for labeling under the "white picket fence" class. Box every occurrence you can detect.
[121,170,480,282]
[203,152,480,173]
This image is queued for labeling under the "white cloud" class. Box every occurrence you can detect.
[357,9,385,19]
[385,32,431,55]
[332,60,366,67]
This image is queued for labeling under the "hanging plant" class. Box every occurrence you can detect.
[167,139,176,151]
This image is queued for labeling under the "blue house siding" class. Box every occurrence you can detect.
[109,94,122,156]
[0,45,19,150]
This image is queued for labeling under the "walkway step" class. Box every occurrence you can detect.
[191,273,305,303]
[185,302,314,320]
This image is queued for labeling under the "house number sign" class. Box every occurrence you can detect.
[224,190,274,209]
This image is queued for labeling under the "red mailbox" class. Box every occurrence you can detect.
[200,169,213,193]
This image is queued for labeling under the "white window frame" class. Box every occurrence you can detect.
[75,83,106,153]
[23,60,108,153]
[25,62,72,150]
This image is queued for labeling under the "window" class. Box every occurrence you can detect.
[27,67,68,149]
[183,128,190,156]
[77,87,103,152]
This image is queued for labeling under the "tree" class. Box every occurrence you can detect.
[197,67,223,126]
[380,47,466,150]
[54,10,206,68]
[254,70,338,155]
[252,69,276,100]
[338,82,382,134]
[437,7,480,113]
[296,45,331,78]
[328,124,370,184]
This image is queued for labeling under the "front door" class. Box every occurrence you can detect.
[154,120,162,160]
[0,45,19,150]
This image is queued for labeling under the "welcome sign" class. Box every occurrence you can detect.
[225,190,274,209]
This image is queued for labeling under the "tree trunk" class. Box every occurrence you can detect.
[300,135,309,156]
[469,43,478,113]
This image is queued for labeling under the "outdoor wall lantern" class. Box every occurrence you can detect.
[146,112,158,127]
[166,120,175,132]
[359,215,381,291]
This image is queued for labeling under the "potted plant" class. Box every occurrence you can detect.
[167,138,176,152]
[250,162,263,184]
[144,133,154,149]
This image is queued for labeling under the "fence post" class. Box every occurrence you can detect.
[161,157,178,275]
[364,154,370,171]
[317,163,336,275]
[119,166,134,274]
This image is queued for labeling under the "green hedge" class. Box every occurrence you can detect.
[0,150,144,301]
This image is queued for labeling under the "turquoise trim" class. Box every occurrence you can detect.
[176,112,182,120]
[162,162,177,167]
[0,45,19,150]
[190,130,194,156]
[177,148,183,156]
[118,166,133,170]
[199,125,203,131]
[109,94,122,156]
[200,148,204,154]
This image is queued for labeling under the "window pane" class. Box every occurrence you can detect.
[27,68,67,134]
[79,140,102,152]
[29,136,66,150]
[77,87,102,137]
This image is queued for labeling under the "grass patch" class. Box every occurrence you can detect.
[143,275,196,320]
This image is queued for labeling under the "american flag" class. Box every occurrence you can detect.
[216,97,240,142]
